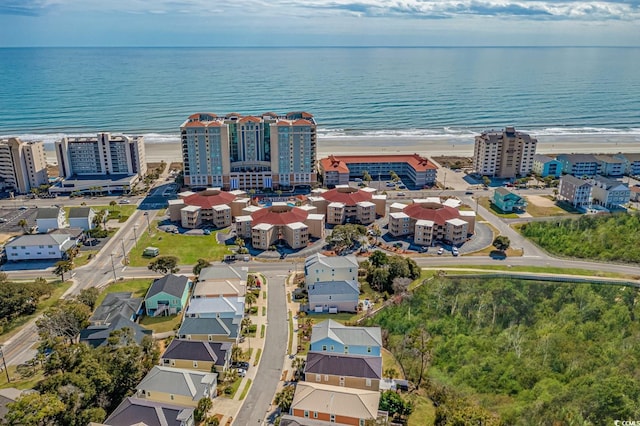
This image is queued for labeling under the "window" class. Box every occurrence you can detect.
[304,411,309,418]
[170,394,174,400]
[330,414,336,423]
[366,378,372,387]
[360,420,366,426]
[316,374,321,382]
[322,345,327,351]
[324,375,328,381]
[344,346,349,354]
[193,361,198,368]
[367,346,372,353]
[314,411,318,419]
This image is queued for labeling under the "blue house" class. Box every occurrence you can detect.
[310,320,382,357]
[144,274,191,317]
[532,154,562,178]
[556,154,600,177]
[493,187,527,212]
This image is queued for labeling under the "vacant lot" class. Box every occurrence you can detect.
[525,195,578,217]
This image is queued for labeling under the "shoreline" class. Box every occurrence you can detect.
[44,134,640,166]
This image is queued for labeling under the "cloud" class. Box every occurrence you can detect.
[0,0,60,16]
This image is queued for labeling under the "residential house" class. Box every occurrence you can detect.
[304,253,358,289]
[492,187,527,213]
[310,320,382,357]
[630,186,640,202]
[307,280,360,313]
[193,265,248,297]
[558,175,592,208]
[595,155,625,177]
[281,382,385,426]
[184,297,244,326]
[135,366,217,408]
[80,314,151,348]
[590,176,630,209]
[144,274,191,316]
[5,233,76,261]
[178,316,240,343]
[0,388,28,420]
[614,153,640,176]
[160,339,232,373]
[304,352,382,391]
[36,207,65,233]
[68,207,96,230]
[531,154,562,178]
[104,397,195,426]
[556,154,600,177]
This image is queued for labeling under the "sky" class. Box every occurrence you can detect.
[0,0,639,46]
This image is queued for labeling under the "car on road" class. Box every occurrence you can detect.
[119,199,131,204]
[18,206,28,210]
[437,247,444,255]
[397,192,406,196]
[386,182,395,187]
[465,191,474,195]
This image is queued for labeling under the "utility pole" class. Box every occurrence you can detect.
[133,225,138,247]
[144,212,151,235]
[0,345,10,383]
[121,237,128,265]
[110,253,117,281]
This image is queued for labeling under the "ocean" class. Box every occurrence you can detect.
[1,47,639,145]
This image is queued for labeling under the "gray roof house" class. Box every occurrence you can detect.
[80,314,151,348]
[5,233,75,261]
[198,264,248,282]
[135,366,217,408]
[68,207,97,231]
[178,316,240,342]
[144,274,191,316]
[104,397,194,426]
[307,280,360,313]
[304,253,359,288]
[90,292,143,325]
[305,351,382,391]
[161,339,232,373]
[310,320,382,357]
[36,207,66,233]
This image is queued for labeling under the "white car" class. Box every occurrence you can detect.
[236,368,247,377]
[452,247,459,256]
[119,199,131,204]
[437,247,444,255]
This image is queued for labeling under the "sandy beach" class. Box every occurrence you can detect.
[44,134,640,166]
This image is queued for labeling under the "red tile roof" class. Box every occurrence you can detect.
[276,120,293,127]
[320,187,373,206]
[402,203,461,226]
[183,189,238,209]
[251,206,309,226]
[319,156,350,174]
[239,116,261,123]
[292,119,312,126]
[320,154,437,172]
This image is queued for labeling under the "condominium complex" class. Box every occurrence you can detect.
[473,127,537,178]
[55,133,147,179]
[0,138,48,194]
[180,112,317,191]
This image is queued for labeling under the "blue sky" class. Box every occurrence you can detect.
[0,0,638,46]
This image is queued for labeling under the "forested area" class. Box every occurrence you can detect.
[0,273,53,333]
[519,213,640,262]
[369,277,640,425]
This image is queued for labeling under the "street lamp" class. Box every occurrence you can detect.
[110,253,117,281]
[0,345,10,383]
[144,212,151,235]
[121,237,128,265]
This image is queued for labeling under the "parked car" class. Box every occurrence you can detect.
[119,199,131,204]
[452,247,459,256]
[397,192,406,196]
[386,182,395,187]
[437,247,444,255]
[232,361,250,370]
[236,368,247,377]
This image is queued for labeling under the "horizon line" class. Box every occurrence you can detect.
[1,45,639,49]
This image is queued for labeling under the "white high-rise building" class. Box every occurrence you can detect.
[473,127,537,178]
[0,138,48,194]
[181,112,317,190]
[55,133,146,179]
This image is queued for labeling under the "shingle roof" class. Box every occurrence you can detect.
[304,253,358,270]
[290,382,380,420]
[105,397,194,426]
[68,207,94,218]
[311,320,382,347]
[560,175,591,186]
[6,233,71,248]
[305,352,382,379]
[90,292,142,325]
[161,339,232,365]
[136,366,216,402]
[557,153,599,163]
[80,314,151,348]
[146,274,189,299]
[185,297,244,316]
[199,265,248,282]
[36,207,61,220]
[178,317,239,338]
[308,280,359,296]
[533,154,557,163]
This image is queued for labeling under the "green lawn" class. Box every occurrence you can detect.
[127,225,232,266]
[407,393,436,426]
[0,365,45,390]
[95,278,153,306]
[288,311,294,354]
[478,197,519,219]
[239,379,252,400]
[64,204,137,220]
[254,348,262,366]
[0,280,71,343]
[74,250,98,267]
[304,313,357,324]
[440,264,636,279]
[139,314,182,334]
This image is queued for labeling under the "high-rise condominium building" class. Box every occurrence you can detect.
[473,127,537,178]
[55,133,147,179]
[181,112,317,190]
[0,138,48,194]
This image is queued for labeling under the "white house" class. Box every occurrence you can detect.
[308,280,360,313]
[5,233,76,261]
[304,253,359,290]
[36,207,65,233]
[68,207,96,231]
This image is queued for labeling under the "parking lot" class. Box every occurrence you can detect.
[0,207,38,237]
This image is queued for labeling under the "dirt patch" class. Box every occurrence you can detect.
[526,195,556,208]
[47,164,59,178]
[432,156,473,169]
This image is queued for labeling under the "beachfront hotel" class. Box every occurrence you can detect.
[51,133,147,194]
[308,185,386,225]
[167,188,251,229]
[318,154,438,188]
[473,127,537,178]
[0,138,48,194]
[180,112,317,191]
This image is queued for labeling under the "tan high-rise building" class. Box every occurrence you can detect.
[473,127,537,178]
[0,138,48,194]
[180,112,317,190]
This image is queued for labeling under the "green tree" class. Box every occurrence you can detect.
[148,256,179,274]
[362,170,372,183]
[245,291,257,310]
[379,390,414,420]
[193,258,211,277]
[53,260,73,281]
[389,170,400,182]
[76,287,100,310]
[194,397,213,422]
[18,218,29,233]
[36,300,91,344]
[482,176,491,187]
[5,392,66,426]
[274,385,296,412]
[369,250,388,268]
[327,224,367,253]
[492,235,511,252]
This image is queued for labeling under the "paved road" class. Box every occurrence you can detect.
[233,269,288,426]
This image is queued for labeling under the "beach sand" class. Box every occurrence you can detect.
[44,134,640,167]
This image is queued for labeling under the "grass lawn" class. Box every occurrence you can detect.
[139,314,182,334]
[525,197,576,217]
[127,225,232,267]
[64,204,137,219]
[227,378,242,399]
[0,280,71,343]
[407,392,436,426]
[438,264,637,279]
[260,324,265,338]
[254,348,262,366]
[288,311,294,354]
[478,197,519,219]
[238,379,252,400]
[74,250,98,267]
[304,313,357,324]
[381,348,404,379]
[0,365,45,390]
[95,278,153,306]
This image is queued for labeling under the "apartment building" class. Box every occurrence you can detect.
[180,112,317,190]
[0,138,48,194]
[558,175,592,208]
[531,154,562,178]
[556,154,600,177]
[309,186,386,226]
[590,176,630,209]
[473,127,537,178]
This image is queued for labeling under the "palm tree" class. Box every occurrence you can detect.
[53,260,73,281]
[245,291,257,310]
[18,219,28,233]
